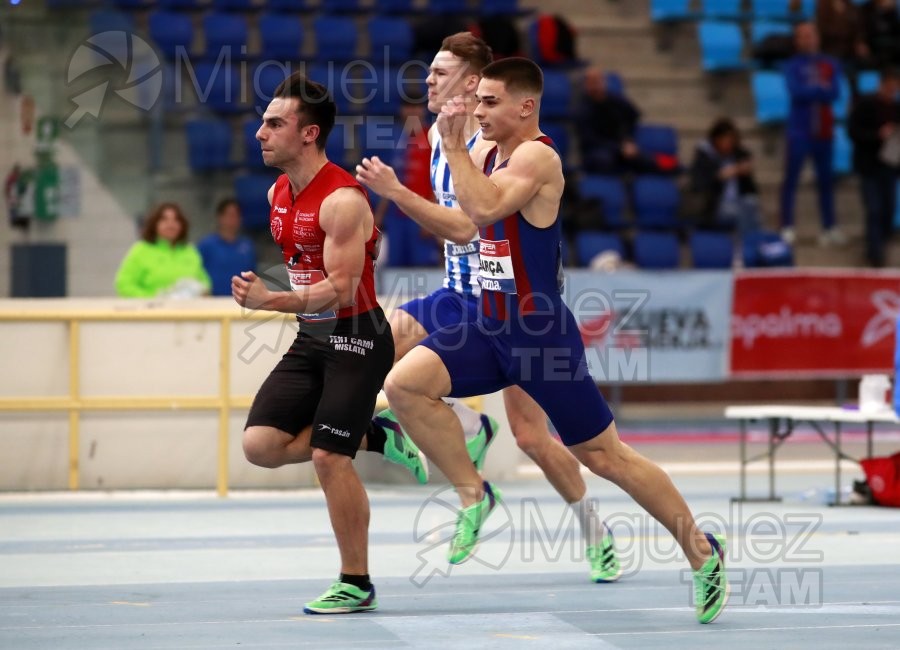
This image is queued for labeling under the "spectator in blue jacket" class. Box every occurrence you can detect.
[780,22,845,247]
[197,198,257,297]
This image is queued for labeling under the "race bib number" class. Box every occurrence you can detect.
[287,268,336,321]
[478,239,517,294]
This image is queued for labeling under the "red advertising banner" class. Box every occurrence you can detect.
[731,270,900,377]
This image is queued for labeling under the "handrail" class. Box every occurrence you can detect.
[0,306,481,496]
[0,308,294,497]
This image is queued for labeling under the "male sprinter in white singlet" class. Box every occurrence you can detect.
[357,32,620,583]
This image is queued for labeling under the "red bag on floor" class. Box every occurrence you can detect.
[860,452,900,507]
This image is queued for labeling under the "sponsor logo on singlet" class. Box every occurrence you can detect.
[445,241,479,258]
[271,216,283,241]
[478,239,517,294]
[273,205,288,214]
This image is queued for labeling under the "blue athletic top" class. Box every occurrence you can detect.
[478,136,565,320]
[431,131,482,297]
[196,233,257,297]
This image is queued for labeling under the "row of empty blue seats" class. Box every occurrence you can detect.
[652,0,815,23]
[153,60,582,119]
[574,230,793,269]
[55,0,524,16]
[579,174,683,230]
[90,11,416,64]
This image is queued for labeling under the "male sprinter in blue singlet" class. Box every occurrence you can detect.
[384,58,729,624]
[357,32,620,583]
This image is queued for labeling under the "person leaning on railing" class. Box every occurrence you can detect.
[115,202,211,298]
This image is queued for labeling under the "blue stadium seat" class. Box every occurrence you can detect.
[650,0,697,22]
[605,71,625,97]
[308,63,359,115]
[313,16,360,62]
[111,0,152,11]
[149,11,193,60]
[185,119,232,173]
[158,0,204,9]
[251,62,290,113]
[89,10,135,34]
[203,13,248,60]
[633,176,681,229]
[47,0,100,7]
[743,231,794,267]
[857,70,881,95]
[266,0,312,11]
[540,70,573,119]
[833,124,853,175]
[212,0,256,9]
[259,13,303,61]
[634,231,680,269]
[325,119,359,169]
[751,70,789,124]
[368,16,413,64]
[192,61,244,113]
[359,66,414,116]
[575,232,626,267]
[235,173,279,231]
[374,0,416,14]
[242,119,265,169]
[359,119,401,161]
[540,123,570,166]
[578,175,629,229]
[833,72,851,121]
[701,0,745,20]
[698,21,746,72]
[750,20,792,47]
[751,0,798,21]
[635,124,678,157]
[428,0,468,13]
[481,0,526,15]
[322,0,364,12]
[690,231,734,269]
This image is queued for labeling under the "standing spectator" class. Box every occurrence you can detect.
[848,68,900,267]
[576,66,653,175]
[780,22,845,246]
[816,0,869,65]
[115,202,211,298]
[197,198,257,296]
[859,0,900,68]
[688,118,762,234]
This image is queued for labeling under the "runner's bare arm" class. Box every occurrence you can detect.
[232,188,369,312]
[443,140,557,227]
[355,155,476,244]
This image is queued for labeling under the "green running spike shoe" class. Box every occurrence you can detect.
[586,523,621,583]
[465,414,499,472]
[448,481,503,565]
[694,533,728,624]
[303,581,377,615]
[374,409,429,485]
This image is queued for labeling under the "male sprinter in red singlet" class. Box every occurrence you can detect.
[384,58,729,624]
[232,72,396,615]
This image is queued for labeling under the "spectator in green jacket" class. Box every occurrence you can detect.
[115,202,211,298]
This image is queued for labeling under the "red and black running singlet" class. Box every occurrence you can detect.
[269,162,380,321]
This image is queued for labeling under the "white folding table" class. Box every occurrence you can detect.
[724,405,899,505]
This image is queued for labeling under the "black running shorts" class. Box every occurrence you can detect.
[245,308,394,458]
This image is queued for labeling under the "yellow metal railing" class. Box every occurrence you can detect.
[0,308,277,497]
[0,307,482,496]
